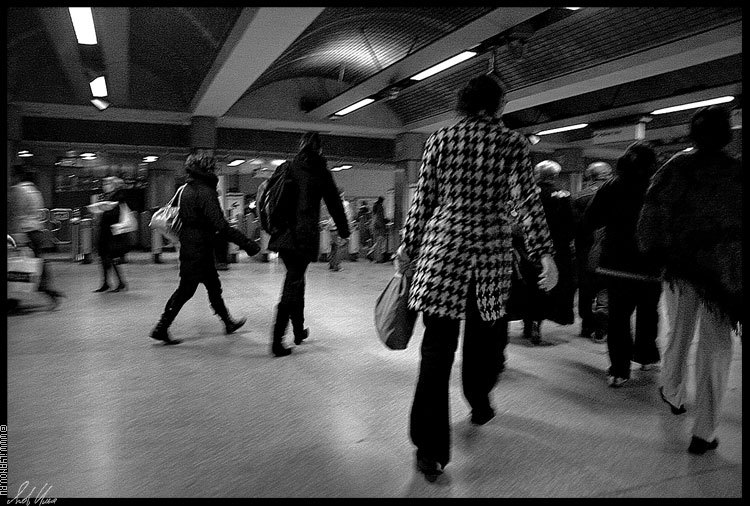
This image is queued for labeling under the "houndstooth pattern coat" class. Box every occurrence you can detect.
[402,116,554,321]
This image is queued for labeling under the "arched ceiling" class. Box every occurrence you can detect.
[7,6,743,158]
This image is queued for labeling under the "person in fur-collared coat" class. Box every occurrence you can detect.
[150,151,260,345]
[394,75,557,482]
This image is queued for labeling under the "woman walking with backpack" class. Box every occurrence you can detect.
[268,132,350,357]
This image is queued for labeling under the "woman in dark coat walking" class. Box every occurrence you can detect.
[268,132,350,357]
[582,141,662,387]
[150,151,260,345]
[93,176,129,293]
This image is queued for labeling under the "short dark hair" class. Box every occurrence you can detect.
[690,105,732,150]
[299,131,322,154]
[456,75,505,117]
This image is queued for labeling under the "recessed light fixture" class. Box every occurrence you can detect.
[227,159,246,167]
[651,96,734,115]
[143,156,159,163]
[527,134,541,145]
[91,98,110,111]
[564,7,582,10]
[331,165,353,172]
[410,51,477,81]
[270,159,286,166]
[89,76,108,98]
[17,150,33,158]
[535,123,588,136]
[80,152,96,158]
[682,147,694,152]
[69,7,98,45]
[334,98,375,117]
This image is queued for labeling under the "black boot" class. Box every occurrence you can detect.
[150,304,182,345]
[290,303,309,345]
[222,315,247,335]
[93,283,110,293]
[271,303,292,357]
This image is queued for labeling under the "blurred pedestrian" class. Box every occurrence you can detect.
[268,132,350,357]
[150,151,260,345]
[638,106,742,454]
[328,189,352,271]
[521,160,575,344]
[582,141,662,387]
[572,161,613,342]
[368,196,387,262]
[357,200,372,253]
[8,166,65,309]
[395,75,557,482]
[91,176,129,292]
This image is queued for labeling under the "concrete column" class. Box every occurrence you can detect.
[552,146,584,193]
[393,132,428,236]
[7,104,22,189]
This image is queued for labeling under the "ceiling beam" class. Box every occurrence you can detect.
[306,7,549,119]
[93,8,130,107]
[191,7,325,118]
[37,7,92,104]
[406,20,742,134]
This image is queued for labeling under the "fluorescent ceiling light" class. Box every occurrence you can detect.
[17,151,33,158]
[227,159,246,167]
[535,123,588,135]
[143,156,158,163]
[270,159,286,166]
[80,152,96,158]
[90,98,109,110]
[651,96,734,115]
[527,134,541,145]
[334,98,375,117]
[69,8,98,45]
[564,7,582,10]
[410,51,477,81]
[89,76,108,98]
[331,165,352,172]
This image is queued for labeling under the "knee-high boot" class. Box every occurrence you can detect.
[289,302,309,345]
[150,299,183,345]
[271,303,292,357]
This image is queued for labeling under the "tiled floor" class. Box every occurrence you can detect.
[6,251,742,498]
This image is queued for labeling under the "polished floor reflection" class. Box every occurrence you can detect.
[6,252,742,498]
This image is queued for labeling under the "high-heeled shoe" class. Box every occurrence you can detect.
[110,283,128,293]
[93,284,110,293]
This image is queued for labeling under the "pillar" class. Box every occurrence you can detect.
[552,146,584,193]
[393,132,428,238]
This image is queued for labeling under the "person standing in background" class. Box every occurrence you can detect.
[268,132,350,357]
[368,196,387,263]
[581,142,662,388]
[91,176,129,293]
[8,166,66,309]
[395,75,557,482]
[522,160,575,344]
[328,189,352,271]
[572,161,613,342]
[357,200,372,254]
[637,106,742,454]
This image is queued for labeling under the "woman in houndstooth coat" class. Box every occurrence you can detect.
[395,75,557,481]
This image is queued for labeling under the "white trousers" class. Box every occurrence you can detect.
[660,279,734,441]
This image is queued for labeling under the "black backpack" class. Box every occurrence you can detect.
[257,161,293,235]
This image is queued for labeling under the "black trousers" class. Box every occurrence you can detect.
[409,281,507,466]
[26,230,55,296]
[606,277,662,378]
[163,274,229,322]
[275,249,311,338]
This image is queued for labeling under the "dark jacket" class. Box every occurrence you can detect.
[97,189,126,257]
[178,169,255,281]
[268,150,350,261]
[572,178,610,273]
[583,176,660,280]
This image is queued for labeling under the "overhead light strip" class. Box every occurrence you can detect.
[69,8,98,45]
[90,98,109,111]
[227,159,246,167]
[410,51,477,81]
[334,98,375,117]
[535,123,588,136]
[651,96,734,115]
[89,76,108,98]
